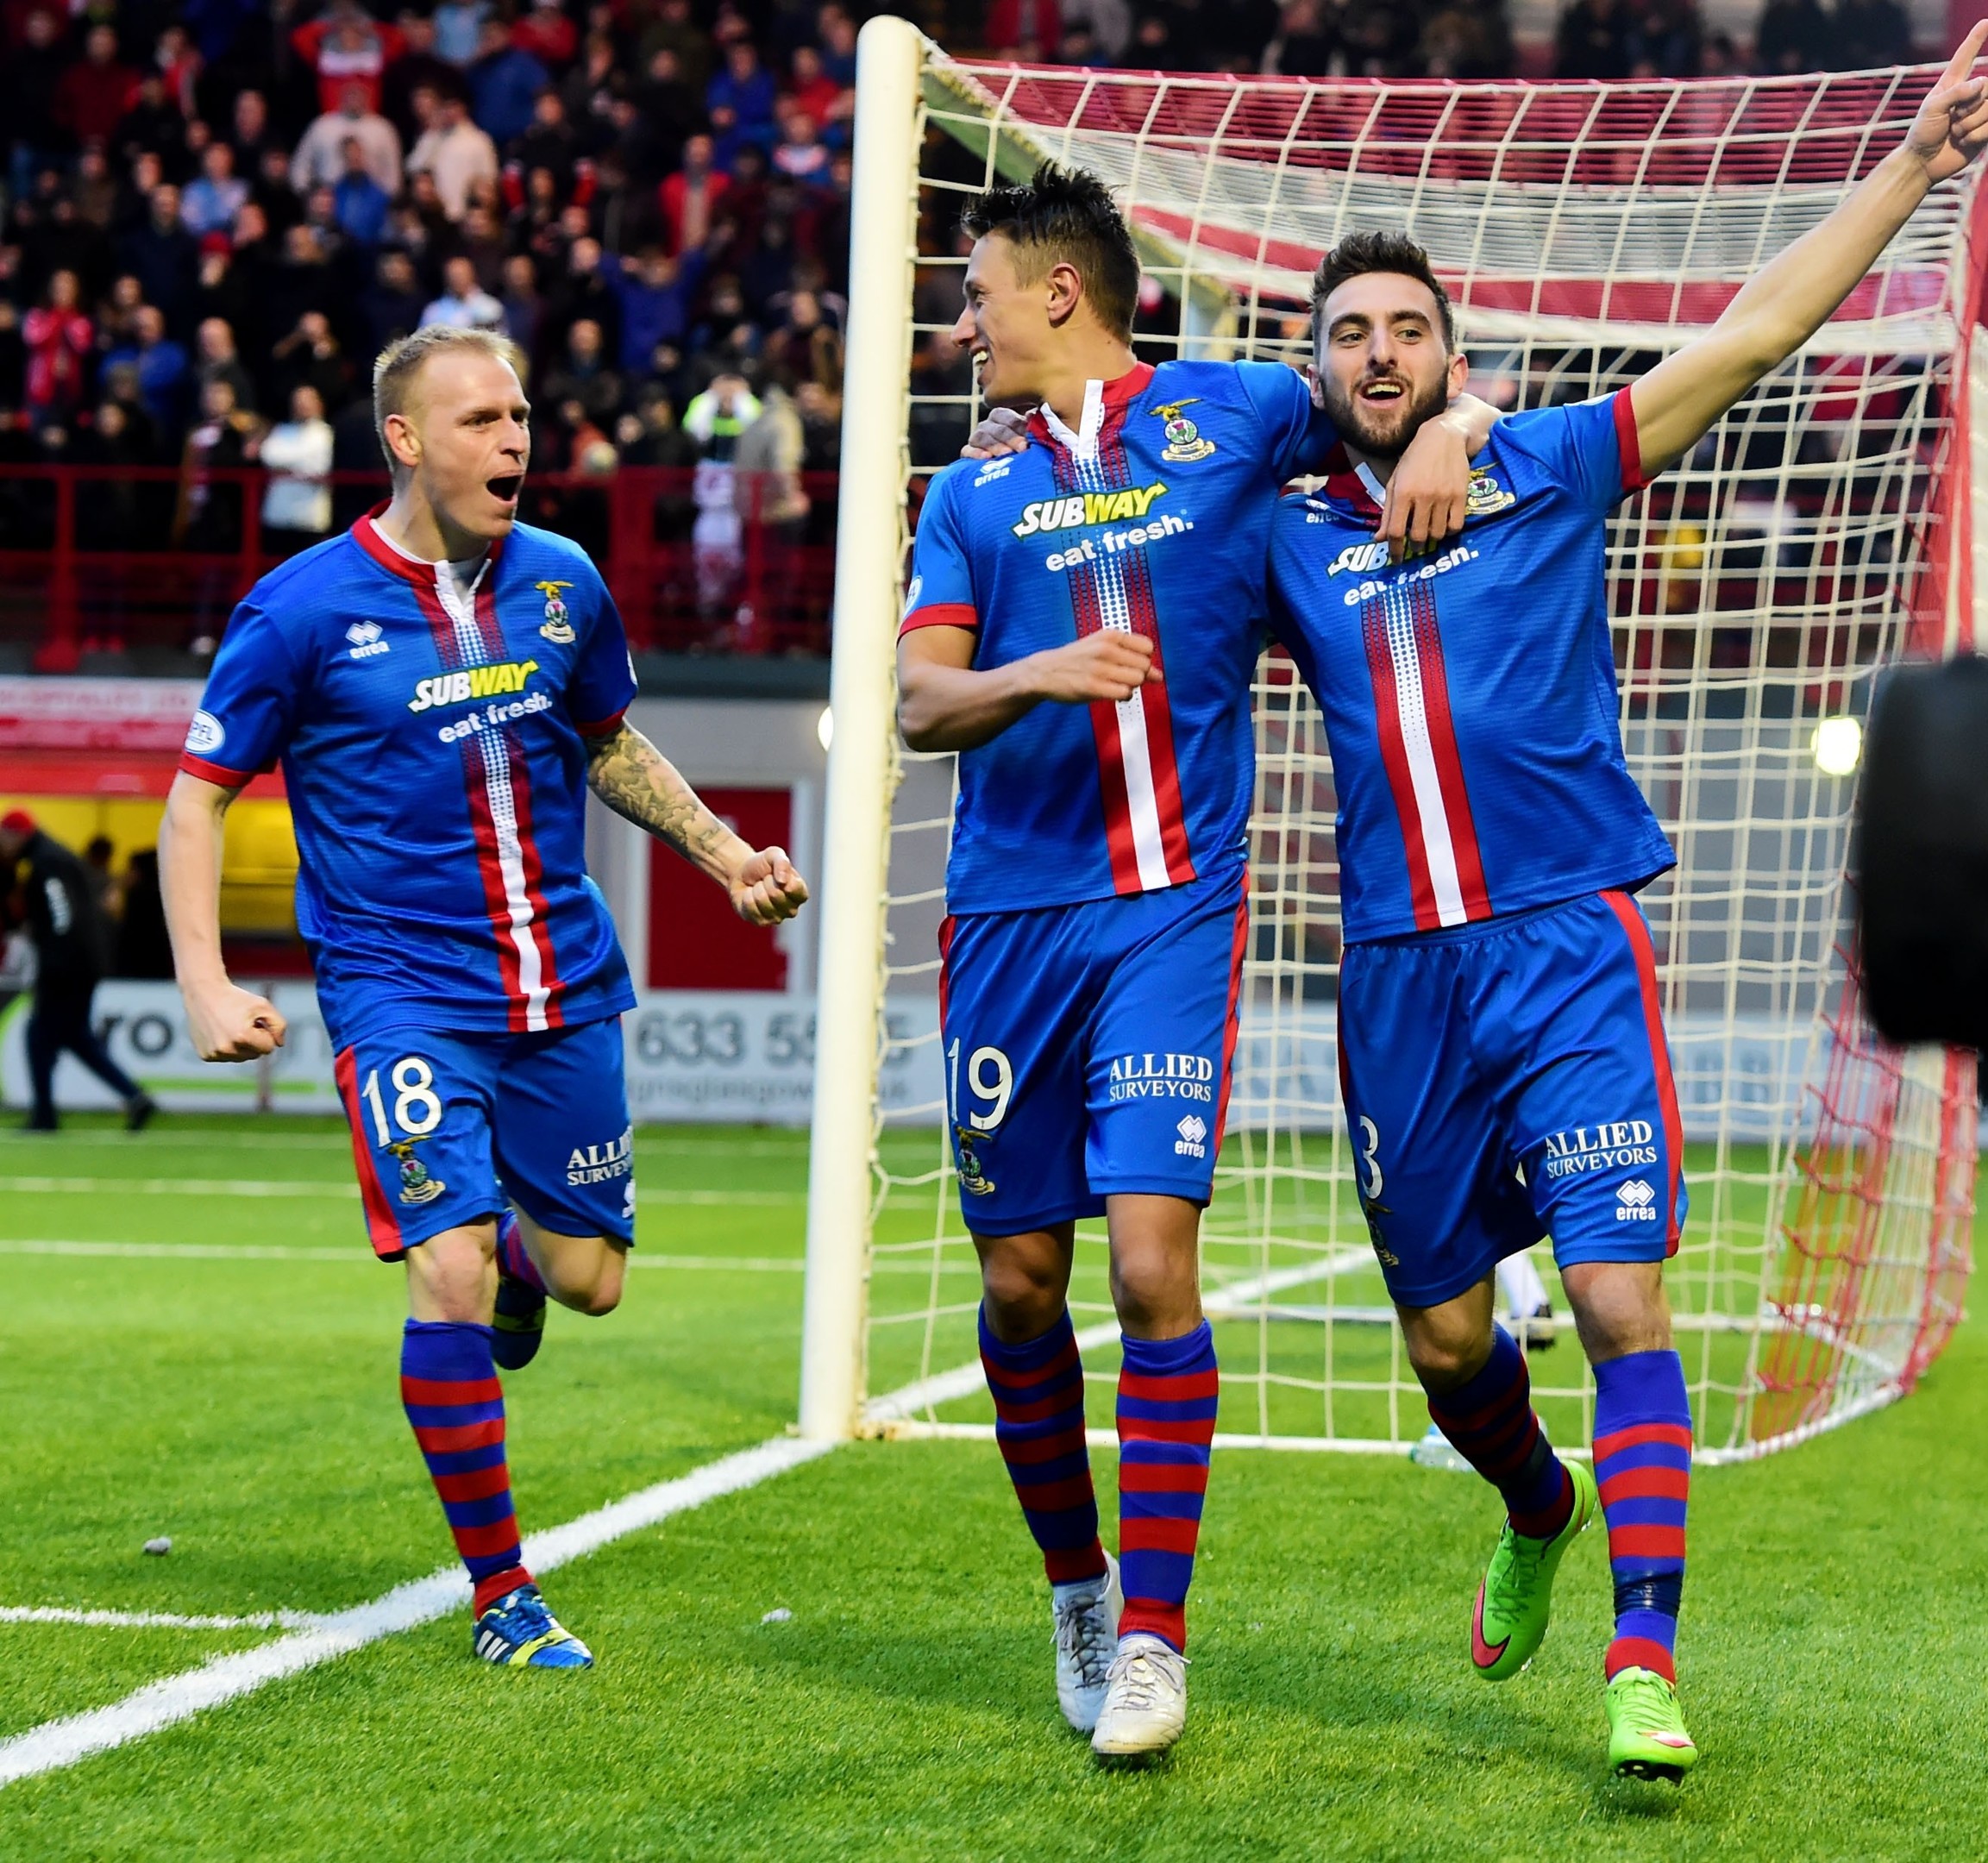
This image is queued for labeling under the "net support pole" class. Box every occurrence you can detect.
[798,14,923,1442]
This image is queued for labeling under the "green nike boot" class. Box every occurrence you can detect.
[1471,1456,1599,1681]
[1606,1666,1699,1783]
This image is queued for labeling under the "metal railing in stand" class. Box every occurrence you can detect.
[0,463,841,668]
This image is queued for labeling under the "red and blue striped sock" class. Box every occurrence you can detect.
[1593,1348,1691,1683]
[979,1306,1107,1588]
[1426,1325,1575,1540]
[1117,1321,1219,1653]
[495,1210,545,1293]
[400,1320,532,1615]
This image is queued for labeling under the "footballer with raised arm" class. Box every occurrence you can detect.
[159,325,808,1672]
[1266,29,1988,1782]
[897,162,1496,1760]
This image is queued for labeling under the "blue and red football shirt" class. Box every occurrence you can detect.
[182,510,639,1045]
[1267,392,1676,943]
[902,359,1338,916]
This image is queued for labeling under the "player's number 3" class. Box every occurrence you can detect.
[947,1038,1013,1132]
[361,1056,445,1145]
[1358,1115,1384,1201]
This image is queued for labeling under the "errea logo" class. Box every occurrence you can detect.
[347,620,390,660]
[1175,1113,1208,1159]
[1616,1179,1659,1222]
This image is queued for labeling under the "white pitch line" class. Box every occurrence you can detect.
[0,1607,329,1632]
[862,1248,1369,1426]
[0,1434,835,1791]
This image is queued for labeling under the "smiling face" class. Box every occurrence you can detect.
[950,232,1063,406]
[384,345,532,544]
[1311,271,1468,460]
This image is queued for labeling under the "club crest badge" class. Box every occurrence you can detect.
[536,580,577,643]
[388,1138,446,1207]
[1154,399,1216,463]
[1465,468,1515,517]
[953,1124,997,1196]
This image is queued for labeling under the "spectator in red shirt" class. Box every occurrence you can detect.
[783,46,848,135]
[53,25,141,149]
[292,1,404,118]
[511,0,579,71]
[660,132,731,257]
[24,269,94,432]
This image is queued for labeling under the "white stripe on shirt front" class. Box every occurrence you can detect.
[433,562,551,1029]
[1043,378,1171,890]
[1382,586,1468,927]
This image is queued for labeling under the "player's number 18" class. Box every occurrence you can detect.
[361,1056,445,1144]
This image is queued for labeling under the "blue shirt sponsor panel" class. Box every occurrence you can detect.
[183,512,639,1046]
[902,360,1339,915]
[1267,391,1677,944]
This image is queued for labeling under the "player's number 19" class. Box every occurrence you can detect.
[947,1038,1013,1132]
[361,1056,445,1144]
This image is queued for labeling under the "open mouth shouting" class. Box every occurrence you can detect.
[486,474,524,511]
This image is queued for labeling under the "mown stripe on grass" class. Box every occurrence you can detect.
[0,1436,834,1791]
[0,1177,805,1206]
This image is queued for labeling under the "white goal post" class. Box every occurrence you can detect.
[800,16,1982,1460]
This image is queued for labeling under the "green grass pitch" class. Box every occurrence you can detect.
[1,1114,1982,1860]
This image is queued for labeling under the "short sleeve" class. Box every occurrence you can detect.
[899,468,978,635]
[179,601,304,787]
[1510,392,1646,512]
[567,572,638,737]
[1238,361,1339,481]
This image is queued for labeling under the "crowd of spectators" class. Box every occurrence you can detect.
[0,0,856,563]
[976,0,1920,85]
[0,0,1932,525]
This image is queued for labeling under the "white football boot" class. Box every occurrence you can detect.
[1090,1632,1188,1760]
[1051,1552,1122,1733]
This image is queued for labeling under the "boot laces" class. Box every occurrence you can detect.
[1052,1585,1116,1691]
[1104,1637,1187,1710]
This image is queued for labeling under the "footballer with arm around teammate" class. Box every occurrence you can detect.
[894,162,1496,1761]
[160,324,806,1672]
[1266,28,1988,1784]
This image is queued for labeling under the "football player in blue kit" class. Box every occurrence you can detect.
[1268,33,1988,1781]
[159,325,809,1670]
[898,163,1496,1758]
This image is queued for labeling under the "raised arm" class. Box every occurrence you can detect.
[583,718,808,925]
[1632,26,1988,476]
[896,621,1158,753]
[160,771,289,1061]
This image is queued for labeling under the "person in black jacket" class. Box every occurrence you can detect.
[0,810,156,1132]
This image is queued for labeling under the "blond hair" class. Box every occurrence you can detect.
[372,325,527,472]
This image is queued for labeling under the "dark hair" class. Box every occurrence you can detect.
[1309,230,1457,352]
[959,162,1140,342]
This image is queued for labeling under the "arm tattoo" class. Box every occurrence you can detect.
[584,721,737,879]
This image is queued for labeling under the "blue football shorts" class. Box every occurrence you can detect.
[333,1016,635,1259]
[1336,889,1687,1309]
[938,868,1250,1235]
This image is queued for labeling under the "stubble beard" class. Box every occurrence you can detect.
[1320,368,1452,463]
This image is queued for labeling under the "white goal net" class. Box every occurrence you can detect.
[800,22,1982,1464]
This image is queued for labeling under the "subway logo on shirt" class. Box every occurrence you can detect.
[1011,482,1168,536]
[407,661,541,712]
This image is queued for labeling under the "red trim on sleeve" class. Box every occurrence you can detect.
[898,603,979,637]
[573,705,630,739]
[178,752,254,788]
[1614,388,1648,492]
